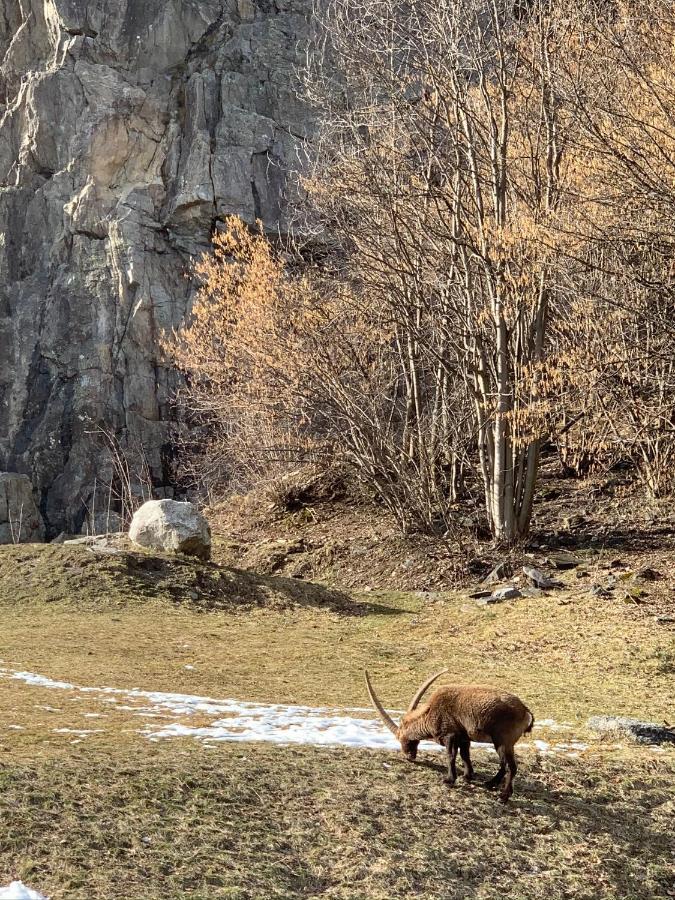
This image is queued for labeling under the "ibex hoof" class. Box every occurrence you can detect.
[443,776,456,787]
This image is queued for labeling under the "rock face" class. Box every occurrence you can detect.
[0,472,45,543]
[129,498,211,559]
[0,0,310,536]
[81,510,124,536]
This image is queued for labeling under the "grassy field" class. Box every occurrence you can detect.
[1,743,673,900]
[1,544,674,724]
[1,543,674,898]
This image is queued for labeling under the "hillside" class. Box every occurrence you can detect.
[0,510,673,898]
[2,2,675,897]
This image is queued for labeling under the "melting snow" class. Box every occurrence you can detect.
[0,667,663,757]
[1,667,403,750]
[14,673,73,690]
[51,728,104,736]
[143,709,402,750]
[0,882,48,900]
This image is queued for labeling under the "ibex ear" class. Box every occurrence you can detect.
[407,668,448,713]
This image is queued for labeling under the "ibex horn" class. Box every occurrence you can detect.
[364,670,399,736]
[407,668,449,713]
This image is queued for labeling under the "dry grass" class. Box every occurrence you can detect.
[209,458,675,599]
[0,542,354,612]
[0,743,673,900]
[1,542,674,899]
[0,543,672,727]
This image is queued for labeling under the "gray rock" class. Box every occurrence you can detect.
[0,0,311,536]
[0,472,45,544]
[473,585,522,606]
[587,716,675,745]
[468,589,493,600]
[545,552,582,570]
[473,596,497,607]
[81,511,124,536]
[416,591,444,602]
[129,499,211,560]
[490,586,523,602]
[64,535,110,547]
[520,587,545,599]
[522,566,563,590]
[482,561,512,584]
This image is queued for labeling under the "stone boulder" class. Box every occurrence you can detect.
[0,473,45,544]
[587,716,675,745]
[129,500,211,560]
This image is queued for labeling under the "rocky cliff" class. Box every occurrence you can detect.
[0,0,309,535]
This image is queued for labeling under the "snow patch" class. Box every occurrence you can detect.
[143,711,402,750]
[52,728,103,736]
[13,673,74,690]
[535,719,572,731]
[0,666,663,758]
[0,882,48,900]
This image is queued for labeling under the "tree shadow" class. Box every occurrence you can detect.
[530,523,675,554]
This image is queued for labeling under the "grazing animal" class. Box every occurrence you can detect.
[365,669,534,802]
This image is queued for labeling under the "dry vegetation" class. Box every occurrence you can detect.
[0,541,353,613]
[0,744,673,900]
[1,526,673,898]
[5,3,675,896]
[1,538,673,723]
[165,0,675,549]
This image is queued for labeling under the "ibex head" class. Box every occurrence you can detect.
[364,668,448,761]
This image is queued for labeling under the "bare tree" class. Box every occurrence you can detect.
[547,0,675,496]
[165,0,675,542]
[299,0,577,543]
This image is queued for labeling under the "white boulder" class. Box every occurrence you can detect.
[0,472,45,544]
[128,499,211,560]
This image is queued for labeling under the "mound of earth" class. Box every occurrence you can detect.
[0,542,355,615]
[207,457,675,604]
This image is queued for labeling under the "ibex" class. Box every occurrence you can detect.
[365,669,534,802]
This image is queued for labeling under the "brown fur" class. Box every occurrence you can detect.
[401,685,533,802]
[366,672,534,803]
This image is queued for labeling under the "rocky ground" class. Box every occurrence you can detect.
[209,462,675,631]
